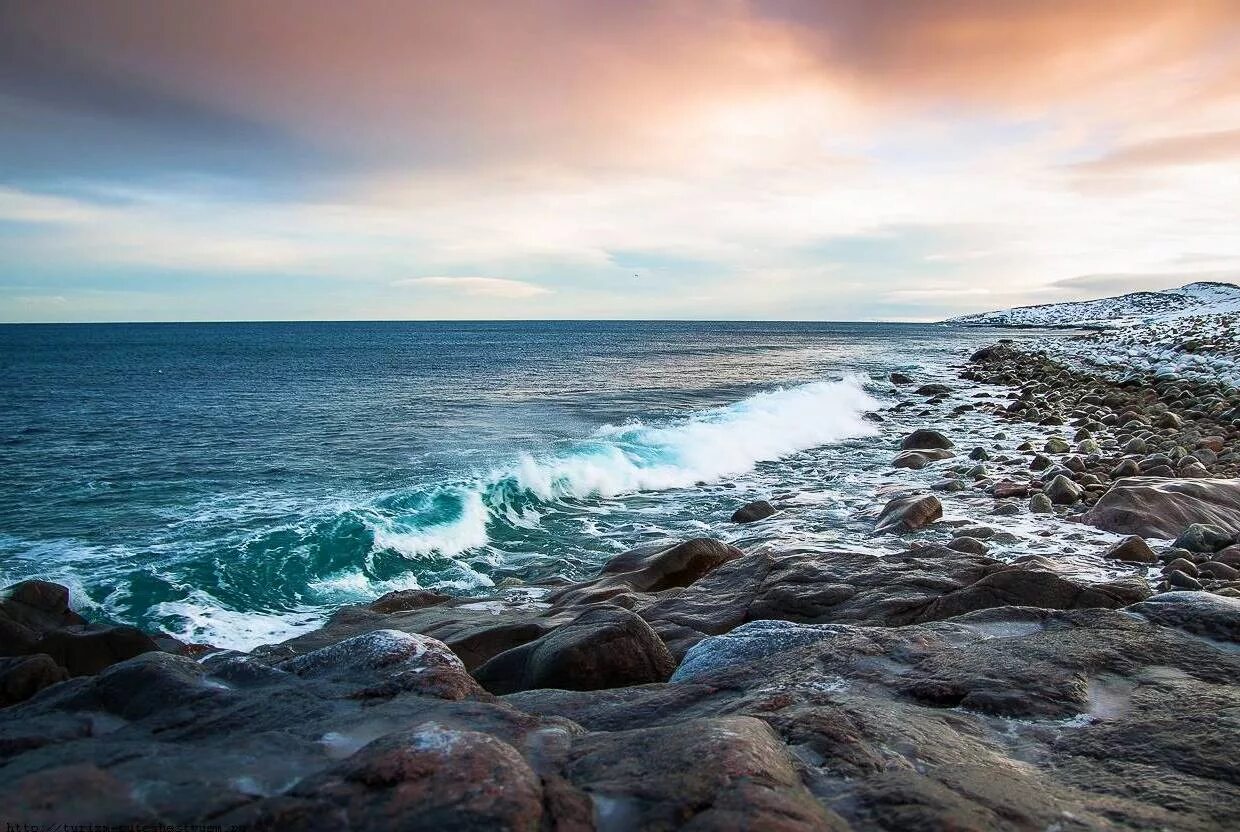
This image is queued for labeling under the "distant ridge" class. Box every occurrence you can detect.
[945,281,1240,328]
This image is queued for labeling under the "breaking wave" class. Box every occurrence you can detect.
[367,376,879,560]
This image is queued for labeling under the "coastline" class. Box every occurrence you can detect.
[3,324,1240,829]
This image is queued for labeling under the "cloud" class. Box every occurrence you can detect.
[393,276,553,299]
[1070,128,1240,175]
[2,3,1240,322]
[1047,271,1240,297]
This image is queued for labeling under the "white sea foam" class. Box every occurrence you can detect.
[357,377,879,565]
[371,489,490,559]
[501,376,879,500]
[151,594,325,651]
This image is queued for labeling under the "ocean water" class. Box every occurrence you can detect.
[0,321,1005,648]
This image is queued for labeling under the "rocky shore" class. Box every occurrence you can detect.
[3,335,1240,830]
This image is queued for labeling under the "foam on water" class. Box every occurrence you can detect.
[361,377,879,565]
[151,593,326,651]
[502,376,878,500]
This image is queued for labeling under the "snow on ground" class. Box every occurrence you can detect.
[946,281,1240,387]
[947,281,1240,328]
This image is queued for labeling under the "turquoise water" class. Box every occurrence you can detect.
[0,321,996,647]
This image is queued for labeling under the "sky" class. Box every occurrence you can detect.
[2,0,1239,323]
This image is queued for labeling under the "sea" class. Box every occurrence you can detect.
[0,321,1013,649]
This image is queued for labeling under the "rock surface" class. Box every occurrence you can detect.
[874,494,942,534]
[731,499,778,523]
[4,595,1234,829]
[1082,478,1240,538]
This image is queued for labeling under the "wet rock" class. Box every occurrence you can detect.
[1103,536,1157,564]
[549,537,742,608]
[1214,544,1240,566]
[280,723,545,831]
[1128,591,1240,642]
[34,627,161,677]
[1044,475,1084,505]
[562,716,840,831]
[946,537,988,555]
[473,606,674,695]
[969,447,990,461]
[1156,412,1184,429]
[1163,558,1199,577]
[1044,437,1070,454]
[0,654,69,706]
[269,603,555,673]
[1166,570,1204,591]
[900,429,954,450]
[1030,454,1052,471]
[367,590,453,614]
[0,581,87,654]
[0,581,163,683]
[890,372,913,385]
[1173,523,1233,554]
[992,480,1028,499]
[915,384,953,397]
[1199,560,1240,580]
[874,494,942,534]
[892,451,932,470]
[730,500,777,524]
[277,629,479,700]
[1082,477,1240,538]
[1029,493,1054,513]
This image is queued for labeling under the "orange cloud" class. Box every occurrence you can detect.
[1072,128,1240,173]
[6,0,1237,169]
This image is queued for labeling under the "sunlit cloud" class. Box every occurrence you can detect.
[1,1,1239,321]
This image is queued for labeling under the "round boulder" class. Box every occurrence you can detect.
[730,500,777,524]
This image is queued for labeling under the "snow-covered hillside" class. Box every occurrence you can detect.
[946,281,1240,328]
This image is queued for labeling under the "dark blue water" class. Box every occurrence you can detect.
[0,321,998,647]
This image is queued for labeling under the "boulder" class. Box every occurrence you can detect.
[1103,536,1157,564]
[0,654,69,706]
[901,429,954,450]
[1082,478,1240,538]
[0,581,163,684]
[549,538,742,607]
[473,606,674,695]
[874,494,942,534]
[1044,437,1070,454]
[1044,475,1084,505]
[730,500,777,524]
[946,537,988,555]
[890,372,913,385]
[34,627,161,677]
[279,724,545,831]
[1172,523,1233,554]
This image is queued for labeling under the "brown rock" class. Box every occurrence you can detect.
[1082,477,1240,538]
[0,653,70,706]
[875,494,942,534]
[1104,536,1157,564]
[473,605,675,695]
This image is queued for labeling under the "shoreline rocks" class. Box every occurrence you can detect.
[4,335,1240,828]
